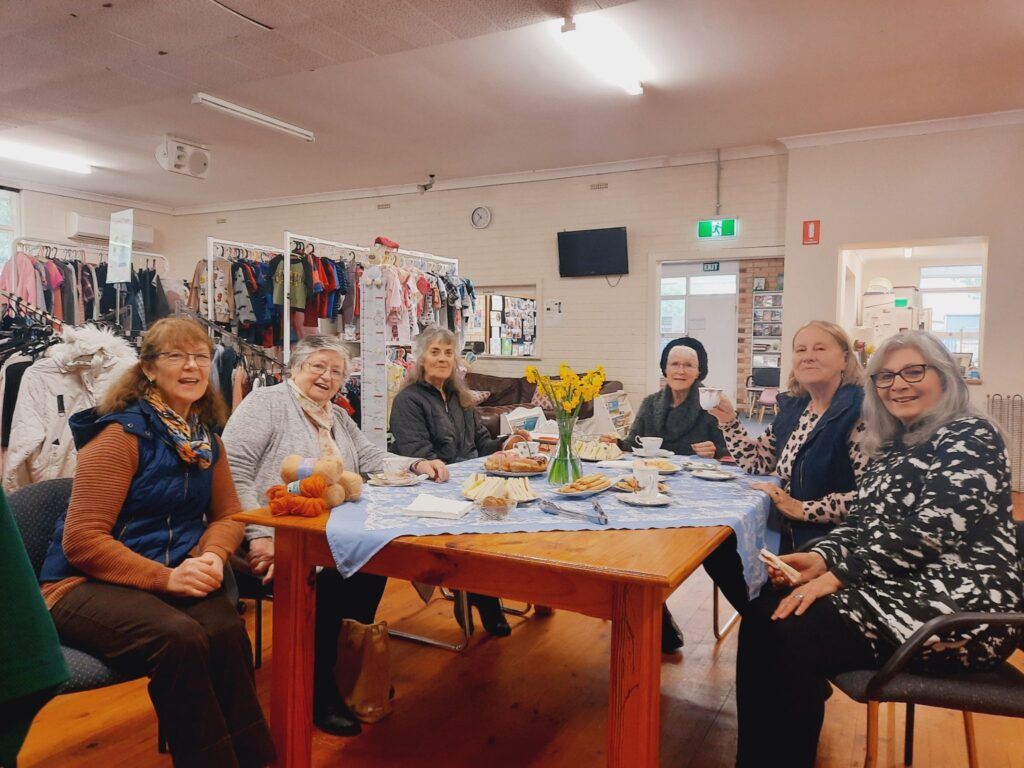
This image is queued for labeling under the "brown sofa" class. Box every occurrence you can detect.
[465,371,624,438]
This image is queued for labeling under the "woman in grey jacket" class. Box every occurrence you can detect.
[390,327,524,637]
[222,335,447,738]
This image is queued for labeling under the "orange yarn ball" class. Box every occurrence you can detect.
[267,475,329,517]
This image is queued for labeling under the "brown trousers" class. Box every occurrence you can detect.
[50,582,275,768]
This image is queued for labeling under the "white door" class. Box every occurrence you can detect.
[658,263,739,401]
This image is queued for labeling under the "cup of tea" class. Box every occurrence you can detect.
[699,387,723,411]
[515,441,541,458]
[634,436,663,454]
[384,457,409,481]
[632,461,660,501]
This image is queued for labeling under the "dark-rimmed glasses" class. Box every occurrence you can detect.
[870,364,932,389]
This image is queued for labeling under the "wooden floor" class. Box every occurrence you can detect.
[19,564,1024,768]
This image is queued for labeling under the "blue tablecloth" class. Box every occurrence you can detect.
[325,457,781,597]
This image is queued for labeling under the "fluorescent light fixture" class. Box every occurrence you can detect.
[549,13,653,96]
[0,141,92,174]
[904,247,913,259]
[192,92,315,142]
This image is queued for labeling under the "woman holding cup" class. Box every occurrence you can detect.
[620,337,728,459]
[390,326,529,638]
[710,321,867,553]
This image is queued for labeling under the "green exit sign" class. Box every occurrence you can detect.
[702,262,720,272]
[697,218,737,239]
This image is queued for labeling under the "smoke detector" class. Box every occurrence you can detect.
[156,135,210,179]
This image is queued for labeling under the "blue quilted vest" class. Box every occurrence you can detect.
[770,384,864,551]
[39,402,217,583]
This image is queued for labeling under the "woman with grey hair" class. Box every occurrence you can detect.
[222,334,448,738]
[732,330,1022,768]
[389,326,527,637]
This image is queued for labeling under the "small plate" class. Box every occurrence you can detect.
[691,469,736,482]
[487,469,547,477]
[632,448,674,458]
[678,459,715,471]
[615,492,671,507]
[638,460,682,474]
[553,484,612,499]
[368,473,427,487]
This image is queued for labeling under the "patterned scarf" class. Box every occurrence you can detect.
[144,390,214,469]
[288,380,341,458]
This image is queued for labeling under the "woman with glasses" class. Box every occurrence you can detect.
[38,318,275,768]
[221,334,448,738]
[390,326,527,638]
[733,330,1022,768]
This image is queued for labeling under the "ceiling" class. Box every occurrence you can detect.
[2,0,1023,210]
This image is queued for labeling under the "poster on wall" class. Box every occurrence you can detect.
[107,208,134,284]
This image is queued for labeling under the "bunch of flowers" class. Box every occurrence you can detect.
[525,364,606,417]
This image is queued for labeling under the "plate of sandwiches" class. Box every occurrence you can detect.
[484,451,548,477]
[573,440,625,462]
[461,473,539,503]
[554,473,613,498]
[613,477,670,494]
[638,458,682,474]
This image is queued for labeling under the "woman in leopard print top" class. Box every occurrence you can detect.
[711,321,867,551]
[733,331,1023,768]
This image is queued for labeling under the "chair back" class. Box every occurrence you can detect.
[751,367,781,388]
[758,387,779,406]
[7,478,73,577]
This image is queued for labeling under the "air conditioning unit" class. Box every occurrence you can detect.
[66,212,155,247]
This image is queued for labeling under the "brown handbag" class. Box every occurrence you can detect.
[334,618,393,723]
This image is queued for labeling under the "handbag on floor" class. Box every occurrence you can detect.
[334,618,393,723]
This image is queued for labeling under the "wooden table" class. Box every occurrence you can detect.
[235,508,732,768]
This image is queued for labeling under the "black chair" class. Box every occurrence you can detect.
[8,478,241,755]
[743,367,781,417]
[830,520,1024,768]
[230,554,271,668]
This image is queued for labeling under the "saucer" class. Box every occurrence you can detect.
[368,473,428,487]
[691,469,735,482]
[632,448,673,458]
[615,492,671,507]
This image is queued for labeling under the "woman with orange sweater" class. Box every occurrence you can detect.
[38,318,274,768]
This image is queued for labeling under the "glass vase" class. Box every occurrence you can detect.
[547,415,582,486]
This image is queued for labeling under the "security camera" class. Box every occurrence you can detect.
[418,173,436,193]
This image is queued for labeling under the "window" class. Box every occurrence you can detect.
[689,274,737,295]
[0,189,19,269]
[658,273,736,348]
[919,265,982,365]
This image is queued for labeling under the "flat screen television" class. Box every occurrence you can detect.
[557,227,628,277]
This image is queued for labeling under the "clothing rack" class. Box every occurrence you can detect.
[14,236,170,277]
[205,237,286,326]
[175,303,284,372]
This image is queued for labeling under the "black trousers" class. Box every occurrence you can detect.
[735,589,878,768]
[50,582,274,768]
[702,532,754,616]
[312,568,388,713]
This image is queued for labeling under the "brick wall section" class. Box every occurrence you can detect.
[736,258,785,399]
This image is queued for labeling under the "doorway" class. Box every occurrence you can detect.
[658,261,739,400]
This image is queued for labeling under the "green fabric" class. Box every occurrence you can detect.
[0,489,67,761]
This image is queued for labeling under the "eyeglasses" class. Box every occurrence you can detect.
[303,361,346,380]
[870,364,932,389]
[156,351,212,368]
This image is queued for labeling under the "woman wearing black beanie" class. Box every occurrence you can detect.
[618,336,728,653]
[620,336,728,459]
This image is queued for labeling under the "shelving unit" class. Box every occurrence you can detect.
[750,290,784,369]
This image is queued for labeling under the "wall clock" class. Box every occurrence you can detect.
[471,206,492,229]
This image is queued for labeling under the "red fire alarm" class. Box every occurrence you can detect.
[802,220,820,245]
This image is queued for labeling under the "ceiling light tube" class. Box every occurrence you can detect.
[192,92,315,142]
[550,13,653,96]
[0,141,92,174]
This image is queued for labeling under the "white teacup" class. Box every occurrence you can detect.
[515,441,541,458]
[634,436,663,455]
[699,387,723,411]
[383,457,409,481]
[632,462,660,501]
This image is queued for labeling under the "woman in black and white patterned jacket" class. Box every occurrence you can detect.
[733,330,1022,768]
